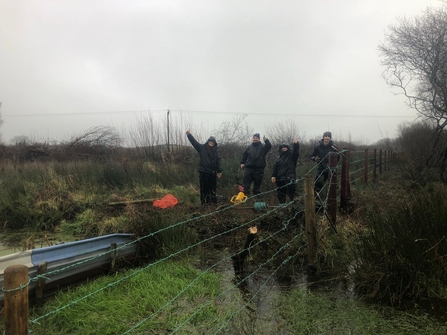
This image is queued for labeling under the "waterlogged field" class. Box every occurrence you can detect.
[1,137,447,333]
[7,258,444,335]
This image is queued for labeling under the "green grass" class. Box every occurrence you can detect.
[28,261,226,335]
[349,180,447,304]
[276,288,447,335]
[2,146,447,333]
[23,266,447,335]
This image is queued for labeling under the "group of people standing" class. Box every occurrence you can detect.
[186,129,338,205]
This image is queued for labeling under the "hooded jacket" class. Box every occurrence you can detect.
[187,134,222,174]
[272,142,300,181]
[240,139,272,169]
[311,139,339,170]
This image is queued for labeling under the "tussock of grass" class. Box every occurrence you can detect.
[29,261,223,335]
[350,182,447,304]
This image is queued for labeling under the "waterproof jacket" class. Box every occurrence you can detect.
[187,134,222,174]
[311,139,339,170]
[240,139,272,169]
[272,142,300,181]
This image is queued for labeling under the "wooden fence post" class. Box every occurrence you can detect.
[379,149,382,174]
[364,149,369,185]
[35,261,48,300]
[384,150,388,172]
[340,149,351,212]
[304,175,317,267]
[4,265,29,335]
[110,242,117,272]
[373,149,377,182]
[328,152,338,227]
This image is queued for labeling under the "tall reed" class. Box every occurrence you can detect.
[351,183,447,304]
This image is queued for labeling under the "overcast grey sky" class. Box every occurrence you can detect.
[0,0,443,145]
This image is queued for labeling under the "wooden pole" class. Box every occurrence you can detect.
[364,149,369,185]
[167,109,170,153]
[4,265,29,335]
[373,149,377,182]
[232,226,258,263]
[384,150,388,172]
[340,149,350,212]
[110,242,117,272]
[108,198,155,206]
[35,261,48,300]
[327,152,338,227]
[379,149,382,174]
[304,175,317,267]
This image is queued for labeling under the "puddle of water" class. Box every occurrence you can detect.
[198,247,447,334]
[197,250,291,334]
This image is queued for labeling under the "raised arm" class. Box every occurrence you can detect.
[186,129,201,152]
[292,138,300,163]
[263,136,272,153]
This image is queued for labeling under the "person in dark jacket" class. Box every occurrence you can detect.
[186,129,222,204]
[271,138,300,204]
[240,133,272,196]
[311,131,339,194]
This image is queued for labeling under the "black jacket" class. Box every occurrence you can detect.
[272,142,300,181]
[311,139,339,170]
[187,134,222,174]
[240,139,272,169]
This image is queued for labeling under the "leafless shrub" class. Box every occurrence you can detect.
[267,119,305,146]
[371,137,399,152]
[126,113,163,158]
[213,114,253,146]
[57,126,121,159]
[398,121,436,167]
[5,135,50,162]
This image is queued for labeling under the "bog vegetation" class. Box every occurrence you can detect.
[1,117,447,333]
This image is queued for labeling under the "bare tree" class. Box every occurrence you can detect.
[126,113,162,157]
[10,135,30,146]
[267,119,305,146]
[212,114,253,145]
[167,112,194,148]
[379,5,447,171]
[61,126,121,158]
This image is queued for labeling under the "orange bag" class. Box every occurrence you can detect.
[153,194,179,209]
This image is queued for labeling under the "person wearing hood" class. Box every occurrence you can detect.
[311,131,339,194]
[240,133,272,196]
[271,138,300,204]
[186,129,222,204]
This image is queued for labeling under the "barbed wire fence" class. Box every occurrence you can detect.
[2,148,395,334]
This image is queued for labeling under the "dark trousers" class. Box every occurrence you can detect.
[199,171,217,204]
[276,179,296,204]
[314,169,328,193]
[315,168,337,193]
[243,168,264,195]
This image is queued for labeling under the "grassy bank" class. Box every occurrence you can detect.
[348,177,447,305]
[18,261,447,335]
[28,261,227,335]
